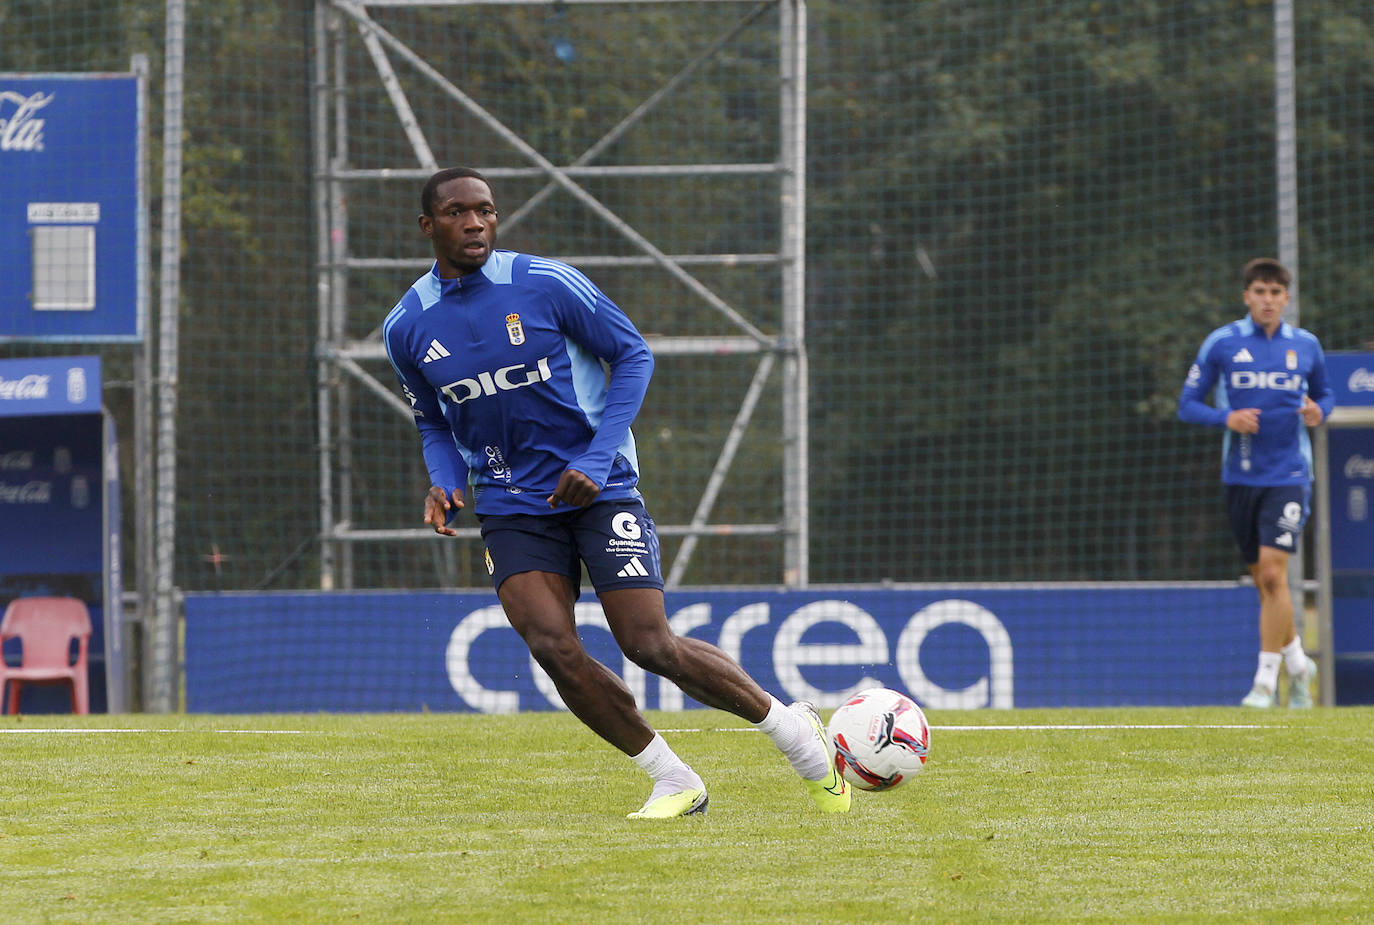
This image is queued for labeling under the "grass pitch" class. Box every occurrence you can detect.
[3,707,1373,924]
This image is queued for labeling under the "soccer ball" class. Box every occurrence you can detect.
[827,687,930,791]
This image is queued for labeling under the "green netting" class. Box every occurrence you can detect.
[2,0,1372,599]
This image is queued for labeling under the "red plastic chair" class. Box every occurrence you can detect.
[0,596,93,715]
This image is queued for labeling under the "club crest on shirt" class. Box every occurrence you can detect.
[505,313,525,346]
[1286,350,1297,370]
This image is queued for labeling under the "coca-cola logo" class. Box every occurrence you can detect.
[0,451,35,471]
[0,90,51,152]
[0,480,52,504]
[1345,455,1374,480]
[1348,367,1374,394]
[0,374,50,400]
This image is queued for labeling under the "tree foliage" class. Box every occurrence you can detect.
[3,1,1371,587]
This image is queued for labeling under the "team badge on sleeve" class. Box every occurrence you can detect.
[505,313,525,346]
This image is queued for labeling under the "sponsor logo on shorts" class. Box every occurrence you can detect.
[612,512,641,540]
[1277,501,1304,534]
[606,511,653,574]
[616,557,649,578]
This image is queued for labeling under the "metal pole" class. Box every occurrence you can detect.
[313,5,335,589]
[1273,0,1309,664]
[150,0,187,712]
[779,0,808,586]
[327,10,357,587]
[1312,425,1336,706]
[127,52,152,713]
[313,5,346,589]
[1275,0,1299,314]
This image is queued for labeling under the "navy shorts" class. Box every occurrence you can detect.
[478,498,664,596]
[1224,484,1310,564]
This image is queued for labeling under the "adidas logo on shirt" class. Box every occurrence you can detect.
[423,339,451,363]
[616,557,650,578]
[1232,348,1254,363]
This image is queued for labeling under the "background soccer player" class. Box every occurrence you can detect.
[383,167,850,816]
[1178,257,1334,708]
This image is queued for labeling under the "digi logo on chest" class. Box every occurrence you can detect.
[439,357,553,405]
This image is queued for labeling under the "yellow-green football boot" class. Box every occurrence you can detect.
[793,702,851,813]
[627,787,708,819]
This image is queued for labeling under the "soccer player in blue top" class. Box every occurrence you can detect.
[384,167,849,816]
[1178,258,1333,708]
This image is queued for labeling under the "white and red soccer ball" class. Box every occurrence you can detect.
[827,687,930,791]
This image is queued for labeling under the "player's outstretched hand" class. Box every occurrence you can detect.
[547,468,600,508]
[424,485,464,536]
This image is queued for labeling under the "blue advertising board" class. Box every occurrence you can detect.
[1322,352,1374,703]
[0,354,101,417]
[0,72,143,342]
[184,584,1256,713]
[0,355,122,712]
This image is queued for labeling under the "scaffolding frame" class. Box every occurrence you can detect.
[310,0,809,588]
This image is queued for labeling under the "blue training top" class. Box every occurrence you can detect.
[1177,316,1334,486]
[383,250,653,516]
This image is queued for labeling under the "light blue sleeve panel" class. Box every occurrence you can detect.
[1178,323,1231,429]
[1301,330,1335,419]
[530,257,653,489]
[383,280,470,494]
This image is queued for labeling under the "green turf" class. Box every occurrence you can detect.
[3,707,1373,923]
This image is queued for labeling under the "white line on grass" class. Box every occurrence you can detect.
[935,724,1278,730]
[1,723,1283,736]
[658,723,1282,733]
[0,728,313,735]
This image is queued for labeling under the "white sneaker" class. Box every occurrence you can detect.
[1240,684,1275,708]
[1288,656,1317,709]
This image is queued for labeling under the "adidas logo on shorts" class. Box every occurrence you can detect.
[616,557,649,578]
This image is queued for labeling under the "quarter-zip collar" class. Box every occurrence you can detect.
[1238,316,1294,341]
[431,256,504,300]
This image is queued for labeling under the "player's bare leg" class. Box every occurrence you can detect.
[601,587,849,812]
[1250,547,1316,707]
[1242,547,1314,707]
[599,587,771,720]
[498,571,706,817]
[498,571,656,754]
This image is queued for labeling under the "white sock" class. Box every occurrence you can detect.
[1280,636,1309,678]
[629,733,702,795]
[1253,652,1282,693]
[753,696,829,780]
